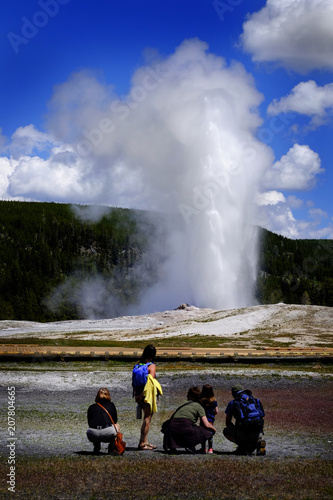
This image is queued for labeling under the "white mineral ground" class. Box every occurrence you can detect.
[0,303,332,348]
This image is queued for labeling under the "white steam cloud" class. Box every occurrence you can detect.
[11,40,274,315]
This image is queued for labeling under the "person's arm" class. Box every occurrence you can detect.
[148,363,156,378]
[113,408,120,432]
[225,414,232,426]
[201,416,216,433]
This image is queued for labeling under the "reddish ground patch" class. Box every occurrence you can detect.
[211,379,333,436]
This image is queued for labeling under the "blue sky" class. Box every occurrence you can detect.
[1,0,332,239]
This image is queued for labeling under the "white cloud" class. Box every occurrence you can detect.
[263,144,323,190]
[256,190,286,206]
[287,195,303,209]
[256,190,299,238]
[268,81,333,129]
[0,125,110,203]
[296,216,333,238]
[10,124,55,158]
[256,190,333,238]
[305,225,333,238]
[7,154,80,201]
[240,0,333,73]
[0,157,18,199]
[309,207,328,221]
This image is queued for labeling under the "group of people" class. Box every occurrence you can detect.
[86,344,266,456]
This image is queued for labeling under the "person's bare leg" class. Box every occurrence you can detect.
[139,405,155,449]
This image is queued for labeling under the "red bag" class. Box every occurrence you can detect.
[114,432,126,455]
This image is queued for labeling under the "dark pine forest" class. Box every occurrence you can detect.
[0,201,332,322]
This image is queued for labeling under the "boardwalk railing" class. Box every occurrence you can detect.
[1,345,332,363]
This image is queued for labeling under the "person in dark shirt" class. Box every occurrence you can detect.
[223,385,265,456]
[200,384,218,454]
[87,387,119,454]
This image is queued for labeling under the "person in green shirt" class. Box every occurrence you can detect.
[163,387,216,453]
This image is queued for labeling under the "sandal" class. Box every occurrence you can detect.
[138,443,157,450]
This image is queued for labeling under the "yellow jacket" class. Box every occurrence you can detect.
[143,374,163,413]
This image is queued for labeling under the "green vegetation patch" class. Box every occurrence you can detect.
[1,456,332,499]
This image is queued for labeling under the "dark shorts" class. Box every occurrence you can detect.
[223,423,261,453]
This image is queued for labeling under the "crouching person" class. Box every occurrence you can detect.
[223,385,265,456]
[87,387,119,454]
[163,386,216,453]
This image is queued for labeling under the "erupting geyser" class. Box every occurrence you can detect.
[122,40,272,312]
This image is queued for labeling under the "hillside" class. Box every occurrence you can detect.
[0,200,332,322]
[256,227,333,306]
[0,201,157,322]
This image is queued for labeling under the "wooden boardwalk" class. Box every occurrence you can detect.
[0,344,332,362]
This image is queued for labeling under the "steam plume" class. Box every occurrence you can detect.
[47,39,272,315]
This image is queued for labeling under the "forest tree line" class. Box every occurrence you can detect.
[256,227,333,307]
[0,201,332,322]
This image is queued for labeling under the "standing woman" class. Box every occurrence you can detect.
[87,387,119,454]
[133,344,158,450]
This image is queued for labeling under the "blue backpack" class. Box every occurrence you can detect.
[233,391,264,428]
[132,362,152,390]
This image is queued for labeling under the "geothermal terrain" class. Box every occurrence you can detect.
[1,303,332,499]
[1,303,332,348]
